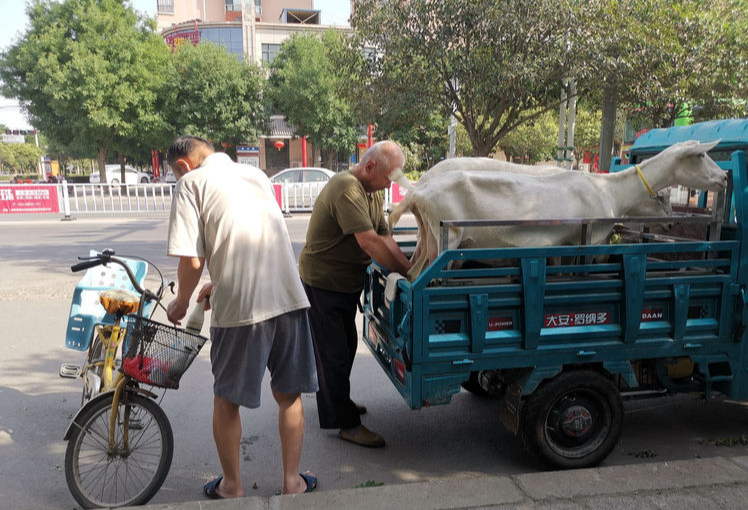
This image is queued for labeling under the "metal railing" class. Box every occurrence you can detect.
[40,181,401,216]
[276,182,326,214]
[62,183,176,214]
[275,182,403,215]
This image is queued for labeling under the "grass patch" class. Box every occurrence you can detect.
[699,435,748,447]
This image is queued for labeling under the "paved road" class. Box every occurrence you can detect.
[2,213,748,510]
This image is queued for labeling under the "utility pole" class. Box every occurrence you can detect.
[34,129,44,177]
[565,80,577,170]
[448,116,456,159]
[242,0,257,63]
[556,79,577,170]
[448,78,458,158]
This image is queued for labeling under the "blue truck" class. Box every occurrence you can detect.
[363,118,748,469]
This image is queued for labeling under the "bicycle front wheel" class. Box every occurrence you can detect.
[65,392,173,509]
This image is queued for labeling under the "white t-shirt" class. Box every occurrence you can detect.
[167,152,309,327]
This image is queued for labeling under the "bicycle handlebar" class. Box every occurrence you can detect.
[71,259,107,272]
[71,250,162,301]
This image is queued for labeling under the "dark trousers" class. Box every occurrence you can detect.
[302,281,362,430]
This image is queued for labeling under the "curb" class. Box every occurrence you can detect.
[125,456,748,510]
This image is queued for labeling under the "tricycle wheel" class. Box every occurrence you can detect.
[521,370,623,469]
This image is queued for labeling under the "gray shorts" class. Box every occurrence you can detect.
[209,308,319,409]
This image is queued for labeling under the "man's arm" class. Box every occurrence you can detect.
[354,229,412,276]
[166,256,205,325]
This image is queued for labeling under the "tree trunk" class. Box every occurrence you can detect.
[119,154,127,185]
[97,147,108,183]
[472,136,493,157]
[322,147,335,170]
[598,79,618,173]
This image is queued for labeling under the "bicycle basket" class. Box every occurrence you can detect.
[122,315,207,389]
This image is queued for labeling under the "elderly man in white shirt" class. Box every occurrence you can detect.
[165,135,318,499]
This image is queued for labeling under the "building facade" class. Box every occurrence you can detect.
[157,0,359,173]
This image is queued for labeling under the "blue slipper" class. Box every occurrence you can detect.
[300,472,317,493]
[204,475,224,499]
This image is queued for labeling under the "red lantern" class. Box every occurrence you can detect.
[273,140,285,151]
[357,143,368,150]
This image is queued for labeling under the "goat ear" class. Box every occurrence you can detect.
[680,139,720,157]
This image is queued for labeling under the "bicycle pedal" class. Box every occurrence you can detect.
[59,363,82,378]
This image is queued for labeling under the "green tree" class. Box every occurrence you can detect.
[572,108,602,169]
[454,123,474,158]
[352,0,588,157]
[268,31,360,169]
[0,0,171,182]
[339,41,450,169]
[678,0,748,121]
[1,143,44,173]
[587,0,747,171]
[0,144,17,174]
[400,144,424,180]
[499,112,557,165]
[165,40,268,157]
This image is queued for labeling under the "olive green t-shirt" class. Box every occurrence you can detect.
[299,171,388,293]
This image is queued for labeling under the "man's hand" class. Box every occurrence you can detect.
[196,282,214,310]
[167,256,206,325]
[354,229,412,276]
[167,298,189,325]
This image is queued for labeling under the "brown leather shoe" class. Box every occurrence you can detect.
[339,425,385,448]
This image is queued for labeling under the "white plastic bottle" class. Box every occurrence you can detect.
[185,300,206,335]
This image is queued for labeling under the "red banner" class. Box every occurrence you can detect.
[0,185,60,214]
[273,183,283,210]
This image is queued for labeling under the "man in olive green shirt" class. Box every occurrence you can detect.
[299,141,412,447]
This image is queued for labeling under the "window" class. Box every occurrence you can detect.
[273,170,300,184]
[304,170,329,183]
[262,43,281,64]
[226,1,261,14]
[157,0,174,14]
[200,27,243,56]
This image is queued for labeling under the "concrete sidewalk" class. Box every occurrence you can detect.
[129,456,748,510]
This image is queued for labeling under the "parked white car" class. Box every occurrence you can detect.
[89,164,151,185]
[270,167,335,208]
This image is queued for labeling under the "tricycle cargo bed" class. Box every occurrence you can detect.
[365,234,744,409]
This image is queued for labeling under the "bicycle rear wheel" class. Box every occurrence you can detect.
[65,392,173,509]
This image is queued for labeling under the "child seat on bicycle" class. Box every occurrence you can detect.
[65,252,150,351]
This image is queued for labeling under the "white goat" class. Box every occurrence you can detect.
[390,140,725,280]
[396,156,672,217]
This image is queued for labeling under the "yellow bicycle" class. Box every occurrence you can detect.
[62,250,207,509]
